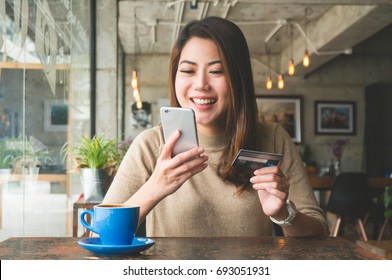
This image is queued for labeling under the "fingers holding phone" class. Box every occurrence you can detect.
[160,107,199,157]
[161,129,207,166]
[149,107,208,198]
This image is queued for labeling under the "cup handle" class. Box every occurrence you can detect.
[80,209,96,233]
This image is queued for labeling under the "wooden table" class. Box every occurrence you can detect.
[0,236,384,260]
[308,175,392,190]
[356,240,392,259]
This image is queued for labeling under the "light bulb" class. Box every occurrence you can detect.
[133,88,140,100]
[131,70,138,88]
[303,50,310,67]
[277,75,284,89]
[266,76,272,90]
[136,100,143,109]
[288,59,295,76]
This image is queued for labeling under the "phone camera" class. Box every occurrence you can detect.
[164,109,169,113]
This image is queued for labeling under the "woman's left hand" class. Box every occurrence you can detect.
[250,166,289,217]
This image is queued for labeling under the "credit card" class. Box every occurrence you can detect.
[231,149,283,170]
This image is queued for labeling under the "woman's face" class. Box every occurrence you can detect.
[175,37,229,135]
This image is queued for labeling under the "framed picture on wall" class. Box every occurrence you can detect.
[315,101,356,135]
[44,100,68,132]
[131,101,152,129]
[256,95,302,144]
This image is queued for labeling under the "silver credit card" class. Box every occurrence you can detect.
[231,149,283,170]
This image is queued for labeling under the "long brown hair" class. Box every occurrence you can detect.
[169,17,259,192]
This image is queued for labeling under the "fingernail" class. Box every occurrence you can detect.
[197,147,205,153]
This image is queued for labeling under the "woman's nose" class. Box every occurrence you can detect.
[194,72,210,91]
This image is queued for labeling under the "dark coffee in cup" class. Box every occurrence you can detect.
[98,204,126,208]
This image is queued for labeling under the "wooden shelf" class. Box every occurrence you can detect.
[0,61,70,70]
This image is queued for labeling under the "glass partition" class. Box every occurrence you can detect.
[0,0,91,239]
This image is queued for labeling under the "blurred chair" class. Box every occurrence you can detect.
[326,172,372,241]
[377,186,392,241]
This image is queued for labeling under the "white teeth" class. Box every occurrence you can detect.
[193,98,216,104]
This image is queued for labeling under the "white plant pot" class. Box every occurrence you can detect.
[0,168,12,183]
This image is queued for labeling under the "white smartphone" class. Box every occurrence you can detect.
[160,107,199,156]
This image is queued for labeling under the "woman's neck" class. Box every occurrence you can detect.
[197,125,223,136]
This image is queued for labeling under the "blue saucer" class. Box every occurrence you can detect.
[78,237,155,255]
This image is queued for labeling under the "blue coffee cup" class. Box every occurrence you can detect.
[80,204,140,245]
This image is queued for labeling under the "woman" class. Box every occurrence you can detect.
[103,17,328,237]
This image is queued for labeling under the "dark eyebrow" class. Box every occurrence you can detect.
[179,60,222,66]
[179,60,197,66]
[208,60,222,66]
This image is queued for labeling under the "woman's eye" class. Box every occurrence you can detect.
[210,69,224,74]
[179,69,194,74]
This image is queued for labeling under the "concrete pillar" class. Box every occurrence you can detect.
[95,0,118,139]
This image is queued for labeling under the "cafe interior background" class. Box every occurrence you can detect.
[0,0,391,241]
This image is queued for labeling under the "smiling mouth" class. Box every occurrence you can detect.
[192,98,217,105]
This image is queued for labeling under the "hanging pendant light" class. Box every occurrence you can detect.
[288,24,295,76]
[131,70,138,88]
[302,8,311,67]
[266,76,273,90]
[288,59,295,76]
[133,88,140,100]
[265,45,273,90]
[277,74,284,89]
[303,49,310,67]
[131,12,142,109]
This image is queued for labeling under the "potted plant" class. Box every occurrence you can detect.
[11,136,50,175]
[298,144,318,175]
[0,138,17,181]
[0,138,14,168]
[62,134,120,202]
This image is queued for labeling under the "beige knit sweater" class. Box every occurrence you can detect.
[103,123,328,237]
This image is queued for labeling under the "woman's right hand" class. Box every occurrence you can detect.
[147,129,208,200]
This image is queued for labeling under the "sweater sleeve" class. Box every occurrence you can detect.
[103,126,163,204]
[273,124,329,235]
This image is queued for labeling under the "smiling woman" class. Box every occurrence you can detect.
[104,16,328,239]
